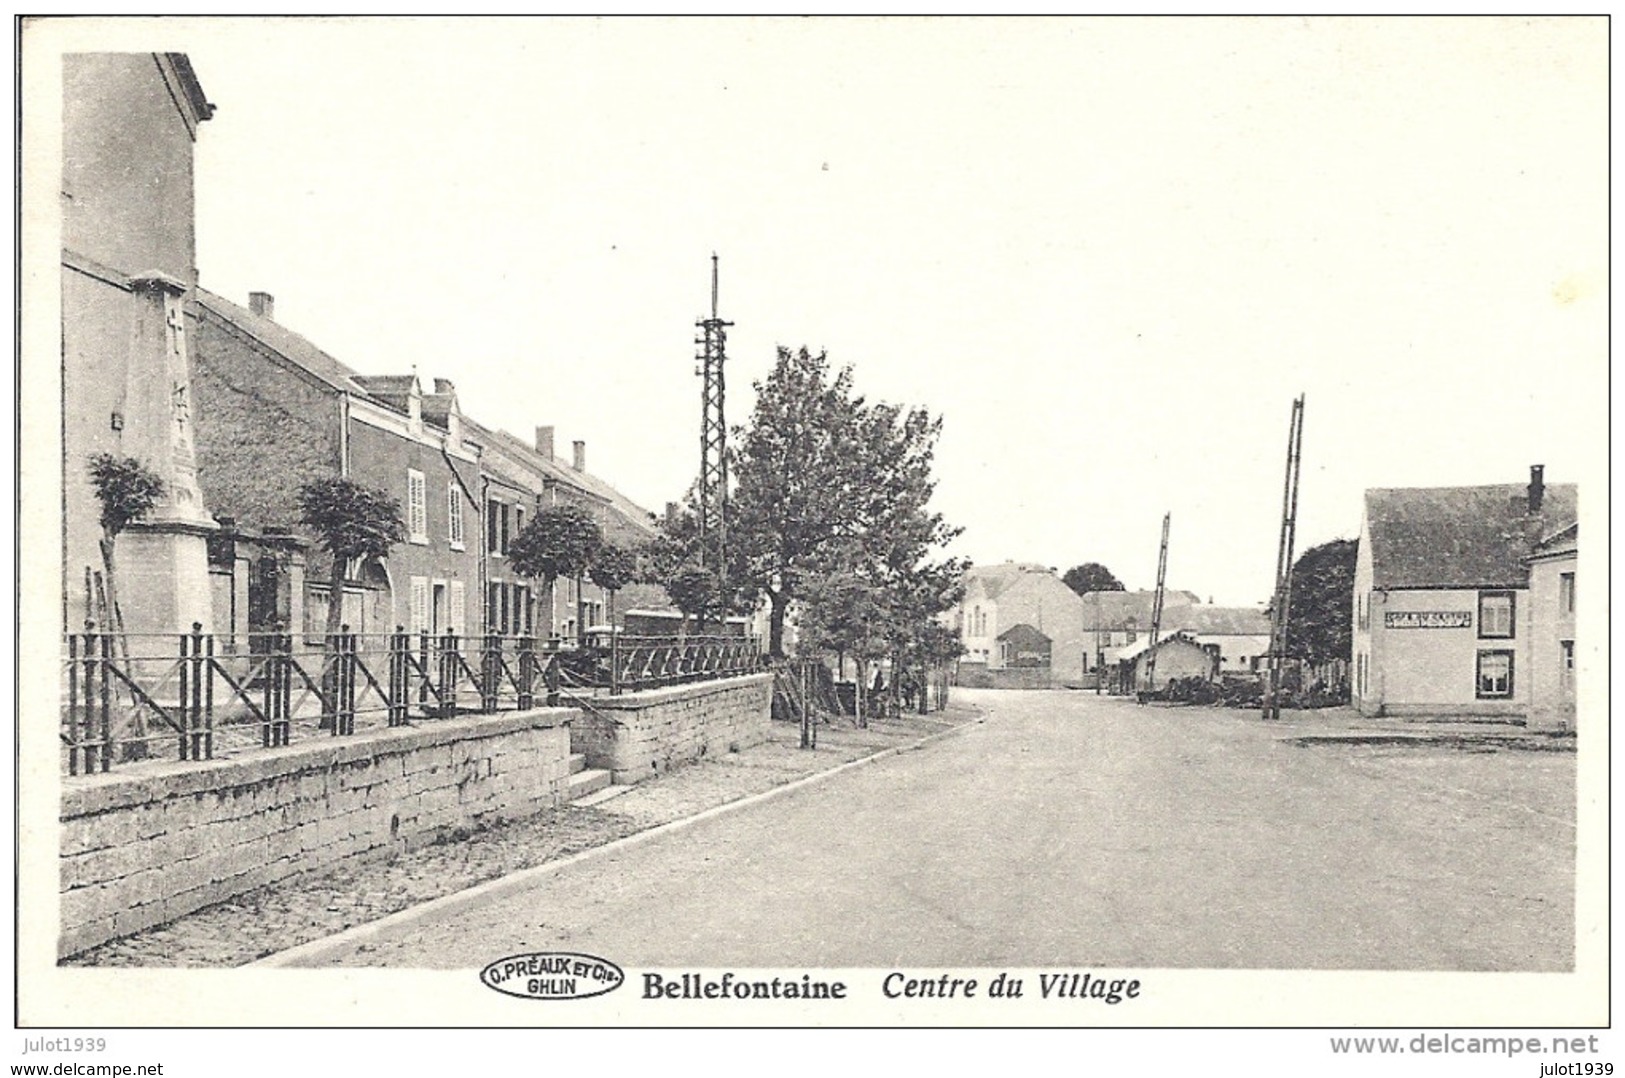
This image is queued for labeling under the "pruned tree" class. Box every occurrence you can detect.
[666,564,721,637]
[1062,562,1125,596]
[295,476,406,639]
[589,542,640,631]
[86,454,165,639]
[86,454,166,760]
[509,503,603,644]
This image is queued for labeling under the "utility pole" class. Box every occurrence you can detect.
[1145,512,1171,695]
[1263,395,1306,721]
[695,254,732,597]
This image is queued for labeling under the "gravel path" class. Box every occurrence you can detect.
[64,708,979,968]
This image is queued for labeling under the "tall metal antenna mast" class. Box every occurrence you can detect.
[696,253,732,580]
[1263,395,1306,721]
[1145,512,1171,694]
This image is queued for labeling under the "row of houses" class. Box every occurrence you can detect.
[953,563,1270,689]
[60,53,661,647]
[949,465,1579,729]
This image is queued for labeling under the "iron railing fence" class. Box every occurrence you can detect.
[61,626,763,776]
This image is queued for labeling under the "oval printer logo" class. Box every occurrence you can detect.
[480,952,625,1000]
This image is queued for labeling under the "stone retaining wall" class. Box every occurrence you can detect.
[572,673,773,785]
[59,706,576,958]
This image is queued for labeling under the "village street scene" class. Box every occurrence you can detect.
[31,19,1601,1031]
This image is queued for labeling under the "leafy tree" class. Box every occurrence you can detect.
[666,564,721,636]
[86,454,165,638]
[295,476,406,638]
[1284,538,1357,664]
[87,454,166,759]
[589,542,640,630]
[1062,562,1125,596]
[797,570,891,726]
[732,346,958,656]
[509,503,603,643]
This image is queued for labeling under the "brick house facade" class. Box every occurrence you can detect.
[190,289,480,641]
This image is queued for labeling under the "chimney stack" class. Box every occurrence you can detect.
[534,426,554,459]
[248,291,274,320]
[1528,464,1546,513]
[665,501,679,524]
[433,378,455,395]
[572,440,586,472]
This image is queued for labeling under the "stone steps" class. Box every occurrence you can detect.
[567,765,613,802]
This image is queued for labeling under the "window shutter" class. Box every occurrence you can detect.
[449,581,465,635]
[447,484,463,546]
[410,576,429,633]
[408,470,428,542]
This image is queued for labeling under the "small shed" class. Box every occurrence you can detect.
[1113,632,1216,693]
[997,623,1052,668]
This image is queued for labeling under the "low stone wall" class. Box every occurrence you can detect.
[572,673,774,785]
[957,665,1053,690]
[59,706,576,958]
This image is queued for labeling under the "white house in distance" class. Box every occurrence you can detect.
[954,563,1089,688]
[1352,467,1576,722]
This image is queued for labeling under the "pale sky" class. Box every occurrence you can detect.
[55,17,1613,604]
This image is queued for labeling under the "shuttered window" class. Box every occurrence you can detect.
[410,576,429,634]
[407,470,428,543]
[449,580,465,635]
[447,484,464,548]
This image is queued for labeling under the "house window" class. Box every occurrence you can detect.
[447,484,464,549]
[998,641,1011,664]
[1125,628,1137,644]
[1476,650,1514,698]
[410,576,429,634]
[448,580,465,635]
[1561,640,1574,671]
[1357,592,1369,632]
[487,499,513,556]
[407,470,428,544]
[1559,572,1575,614]
[1478,591,1514,639]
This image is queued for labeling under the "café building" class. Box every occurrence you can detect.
[1351,467,1576,720]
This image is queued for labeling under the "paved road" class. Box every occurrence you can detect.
[307,690,1574,971]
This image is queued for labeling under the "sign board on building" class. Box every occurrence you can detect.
[1384,611,1472,630]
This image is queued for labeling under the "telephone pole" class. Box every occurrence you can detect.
[1145,512,1171,694]
[1263,395,1306,721]
[695,254,732,583]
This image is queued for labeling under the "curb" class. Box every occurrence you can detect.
[252,714,985,967]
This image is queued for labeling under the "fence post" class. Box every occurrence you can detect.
[544,644,560,708]
[388,627,408,727]
[516,634,535,711]
[441,629,459,716]
[610,625,621,696]
[97,630,113,771]
[203,627,216,760]
[336,625,356,735]
[480,631,500,713]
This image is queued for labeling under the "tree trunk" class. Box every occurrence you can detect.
[855,657,867,729]
[768,590,789,657]
[575,573,587,646]
[541,574,556,644]
[325,553,346,638]
[99,532,145,760]
[321,553,345,729]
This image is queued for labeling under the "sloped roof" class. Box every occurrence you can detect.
[195,288,365,395]
[1365,483,1578,589]
[997,622,1052,646]
[1113,630,1200,663]
[1078,589,1197,630]
[1175,605,1270,636]
[469,420,658,541]
[964,563,1050,601]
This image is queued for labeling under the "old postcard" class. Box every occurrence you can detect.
[16,14,1609,1055]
